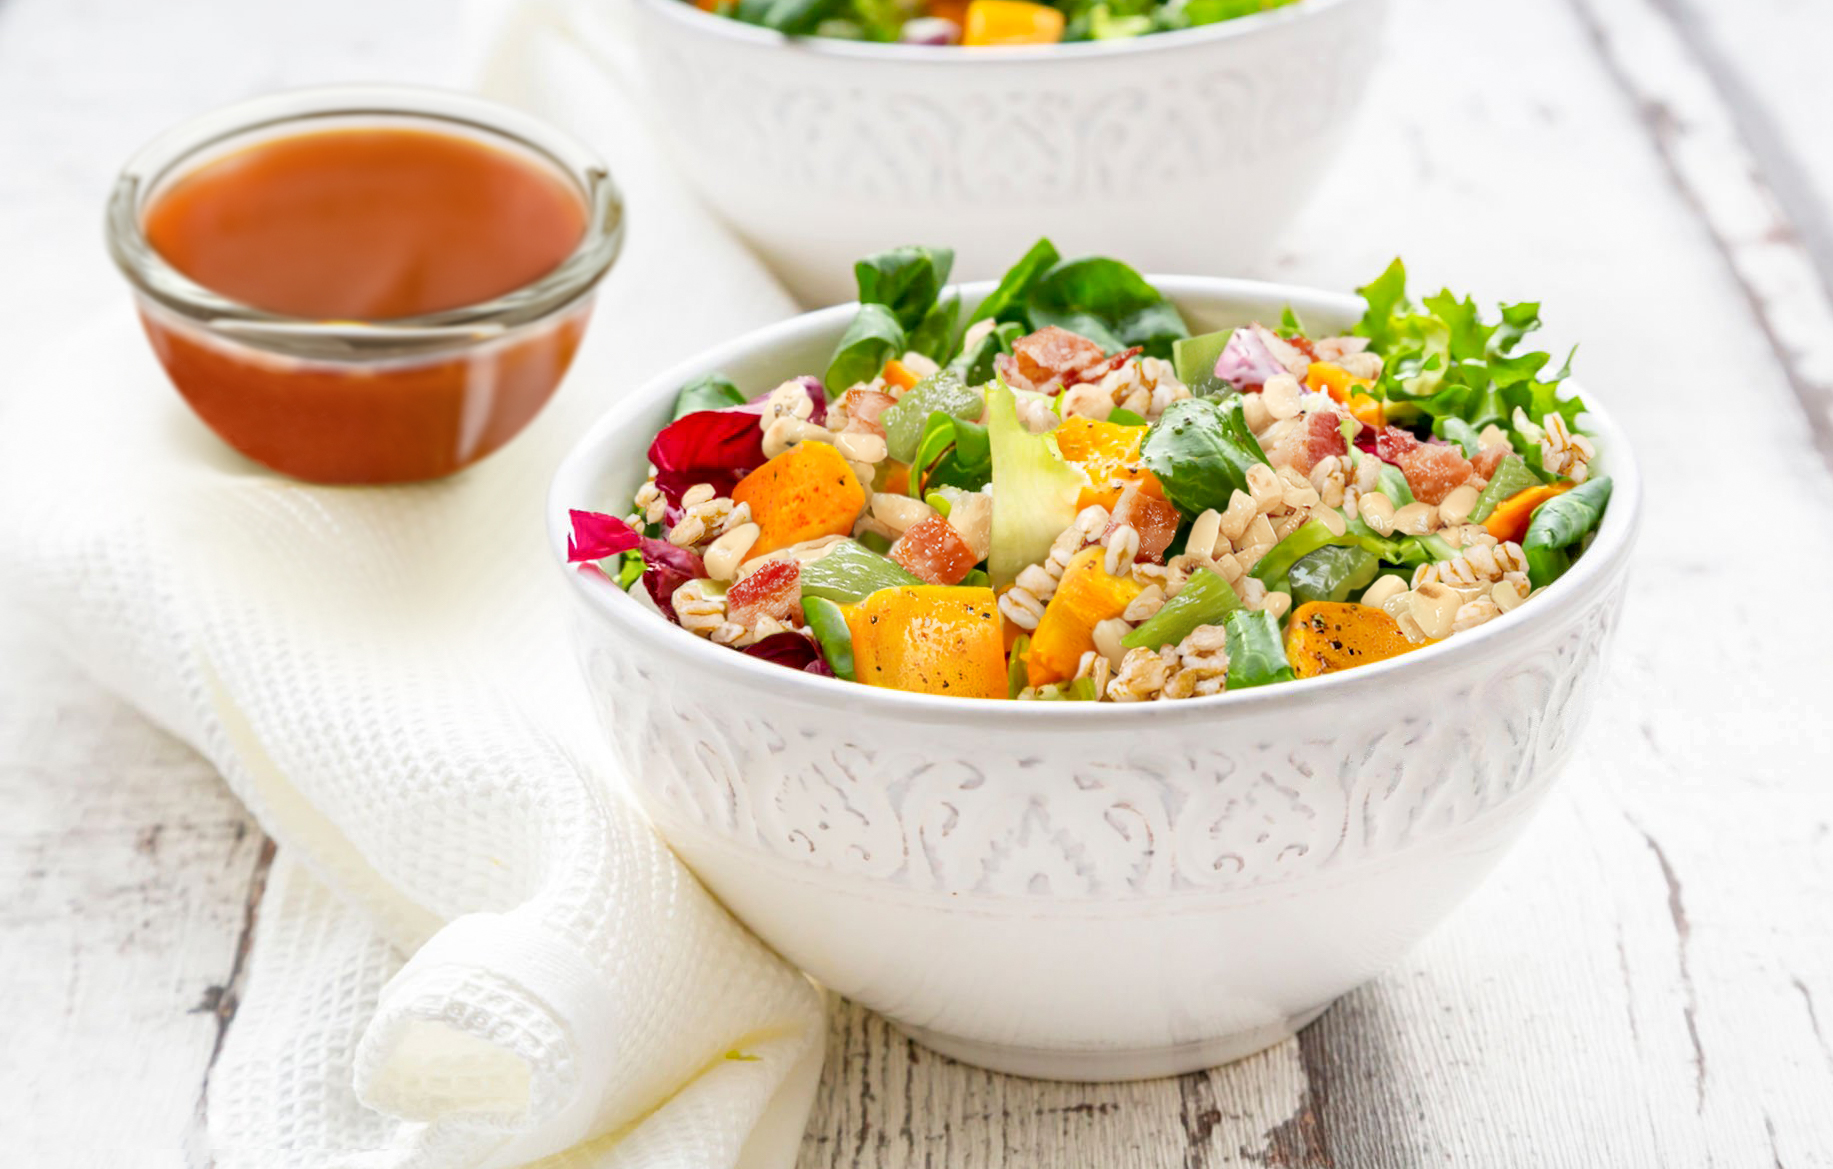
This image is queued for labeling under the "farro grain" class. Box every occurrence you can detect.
[1452,596,1502,633]
[1219,491,1258,543]
[1093,618,1132,670]
[1358,491,1397,536]
[1360,575,1406,610]
[1243,514,1276,550]
[871,492,935,535]
[1122,586,1165,624]
[998,587,1045,630]
[1187,509,1223,560]
[704,523,761,581]
[1242,392,1273,433]
[1104,524,1141,577]
[834,431,888,465]
[1438,484,1479,526]
[1409,582,1459,640]
[1392,501,1439,535]
[667,513,707,547]
[1262,374,1302,421]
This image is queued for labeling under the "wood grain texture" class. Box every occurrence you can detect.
[1,0,1831,1163]
[0,618,268,1161]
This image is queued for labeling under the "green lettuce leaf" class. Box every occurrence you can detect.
[967,238,1060,331]
[986,378,1086,586]
[670,373,746,420]
[1352,259,1586,435]
[1026,256,1190,359]
[1139,396,1269,518]
[855,246,954,333]
[825,303,904,393]
[911,412,992,497]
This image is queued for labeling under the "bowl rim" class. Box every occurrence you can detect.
[549,275,1642,724]
[630,0,1369,63]
[105,84,626,363]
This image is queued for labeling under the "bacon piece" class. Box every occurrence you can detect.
[1065,345,1143,388]
[1011,326,1108,389]
[1369,425,1420,465]
[843,389,897,437]
[1396,443,1475,506]
[1105,485,1179,563]
[889,516,979,585]
[1277,409,1349,476]
[1471,444,1510,480]
[1257,325,1314,377]
[726,558,802,626]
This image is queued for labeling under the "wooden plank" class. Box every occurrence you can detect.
[1657,0,1833,315]
[1566,0,1833,463]
[2,0,1831,1162]
[800,998,1316,1168]
[0,619,269,1160]
[797,0,1833,1159]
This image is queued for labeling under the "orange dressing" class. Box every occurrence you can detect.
[146,126,586,319]
[140,125,591,483]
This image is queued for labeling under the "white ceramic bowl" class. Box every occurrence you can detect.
[607,0,1387,303]
[548,278,1642,1081]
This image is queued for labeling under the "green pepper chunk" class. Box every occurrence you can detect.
[1250,518,1344,588]
[1123,568,1240,651]
[1374,462,1415,507]
[1224,609,1296,689]
[1008,635,1031,700]
[1171,327,1235,397]
[857,530,893,556]
[1469,454,1543,522]
[1523,476,1612,588]
[1289,545,1380,606]
[799,539,920,603]
[1434,416,1482,457]
[801,596,856,680]
[880,371,984,464]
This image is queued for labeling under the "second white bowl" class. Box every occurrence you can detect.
[610,0,1388,303]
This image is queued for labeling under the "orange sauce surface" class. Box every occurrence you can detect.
[140,126,591,483]
[146,126,586,319]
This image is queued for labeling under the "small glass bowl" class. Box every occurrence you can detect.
[106,85,625,484]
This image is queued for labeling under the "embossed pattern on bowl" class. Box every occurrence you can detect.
[549,278,1642,1080]
[618,0,1389,302]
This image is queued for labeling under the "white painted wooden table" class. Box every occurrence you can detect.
[4,0,1832,1163]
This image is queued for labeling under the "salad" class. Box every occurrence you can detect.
[568,240,1612,702]
[690,0,1298,47]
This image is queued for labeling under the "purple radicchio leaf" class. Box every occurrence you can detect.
[742,630,831,675]
[900,15,960,43]
[1214,326,1288,391]
[567,508,641,562]
[566,509,706,623]
[647,378,826,521]
[647,409,766,508]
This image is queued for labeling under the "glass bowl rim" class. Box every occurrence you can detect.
[105,83,626,363]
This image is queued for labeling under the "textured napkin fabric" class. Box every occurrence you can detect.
[0,29,827,1169]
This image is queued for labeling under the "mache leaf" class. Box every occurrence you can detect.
[1025,256,1189,359]
[855,246,954,333]
[967,237,1060,330]
[825,303,905,393]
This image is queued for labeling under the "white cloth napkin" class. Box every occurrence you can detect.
[0,26,827,1168]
